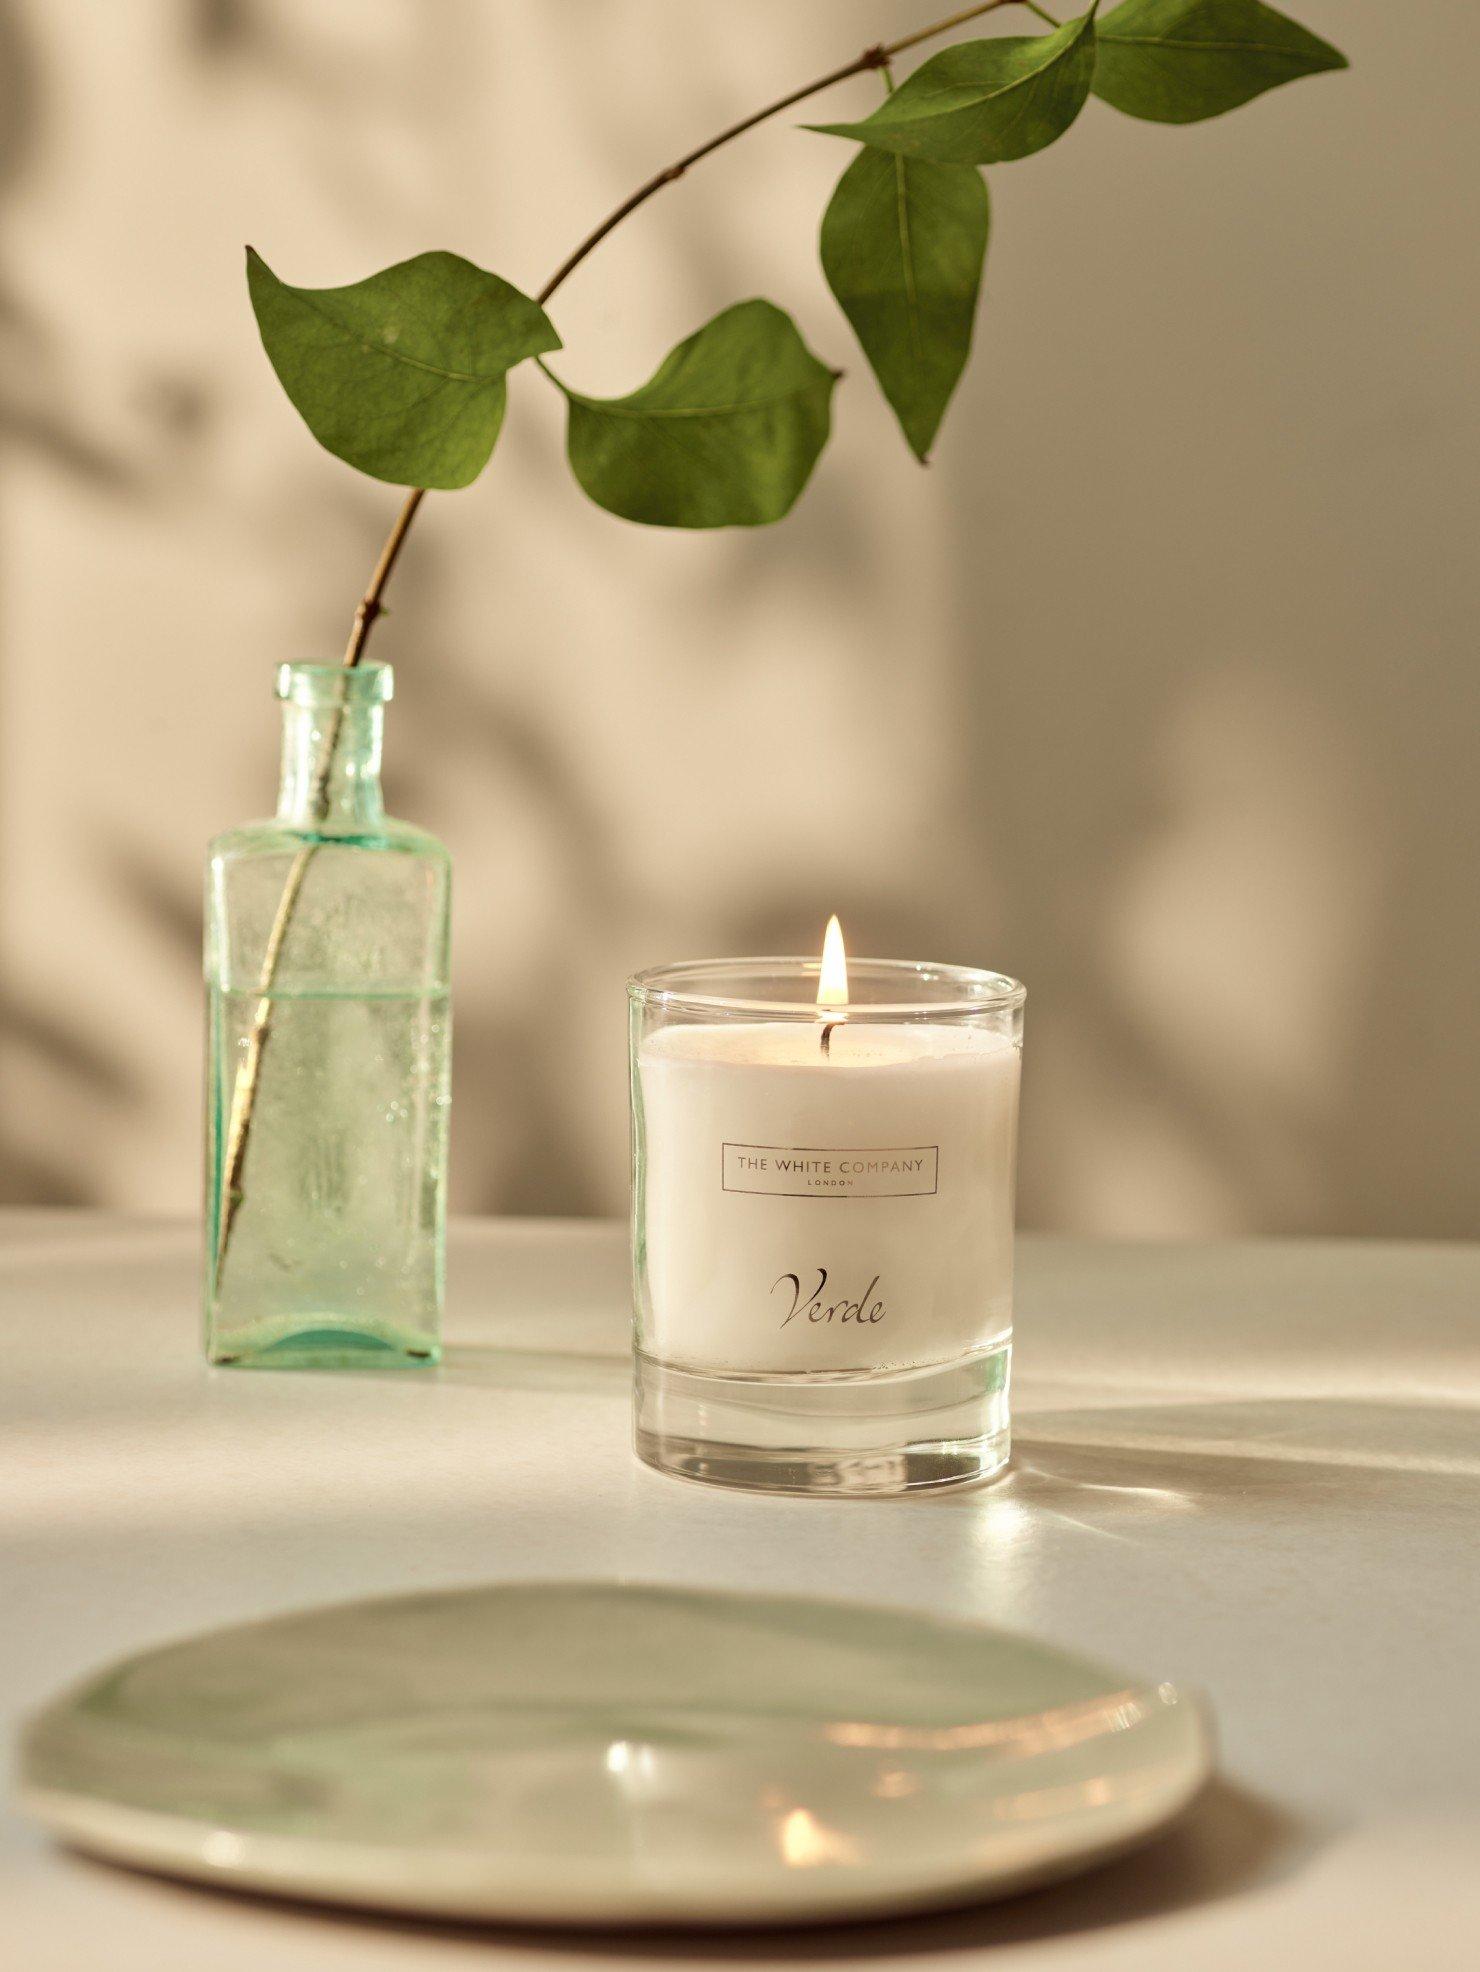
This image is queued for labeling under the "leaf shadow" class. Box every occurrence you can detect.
[0,987,145,1204]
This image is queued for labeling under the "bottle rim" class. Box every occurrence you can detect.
[275,662,393,706]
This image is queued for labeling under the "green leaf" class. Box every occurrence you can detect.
[246,248,561,489]
[820,147,989,462]
[807,11,1098,166]
[1093,0,1347,123]
[552,300,838,528]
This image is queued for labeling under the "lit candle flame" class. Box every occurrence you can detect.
[817,915,849,1008]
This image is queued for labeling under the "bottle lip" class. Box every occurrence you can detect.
[275,662,393,707]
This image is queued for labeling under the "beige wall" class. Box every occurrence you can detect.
[2,0,1476,1235]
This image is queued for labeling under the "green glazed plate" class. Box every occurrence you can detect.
[17,1582,1212,1927]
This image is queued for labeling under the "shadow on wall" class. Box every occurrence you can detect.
[1,1,1476,1234]
[945,445,1475,1236]
[0,2,125,1200]
[0,2,602,1218]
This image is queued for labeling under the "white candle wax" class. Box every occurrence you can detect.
[636,1020,1020,1374]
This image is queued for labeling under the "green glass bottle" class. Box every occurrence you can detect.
[204,662,450,1367]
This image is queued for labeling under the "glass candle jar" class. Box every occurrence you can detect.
[629,955,1025,1496]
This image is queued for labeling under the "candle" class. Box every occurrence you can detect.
[629,927,1025,1496]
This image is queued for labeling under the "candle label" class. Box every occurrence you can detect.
[637,1025,1019,1373]
[722,1143,939,1199]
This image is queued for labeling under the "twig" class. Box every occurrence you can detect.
[340,485,426,672]
[213,489,425,1279]
[538,0,1015,306]
[213,0,1021,1284]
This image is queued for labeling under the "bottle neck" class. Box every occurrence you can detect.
[277,701,385,830]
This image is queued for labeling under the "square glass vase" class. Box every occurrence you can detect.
[203,661,450,1369]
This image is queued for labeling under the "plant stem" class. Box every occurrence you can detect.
[537,0,1015,308]
[342,484,425,670]
[213,489,427,1278]
[535,57,893,307]
[213,0,1021,1285]
[215,844,312,1267]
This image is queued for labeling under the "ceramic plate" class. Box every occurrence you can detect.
[18,1582,1213,1927]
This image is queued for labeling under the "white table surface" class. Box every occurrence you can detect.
[3,1212,1478,1968]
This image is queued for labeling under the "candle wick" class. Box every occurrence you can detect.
[820,1021,840,1057]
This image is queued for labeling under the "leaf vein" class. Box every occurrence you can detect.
[894,160,925,361]
[570,381,824,423]
[1101,34,1326,53]
[291,290,499,385]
